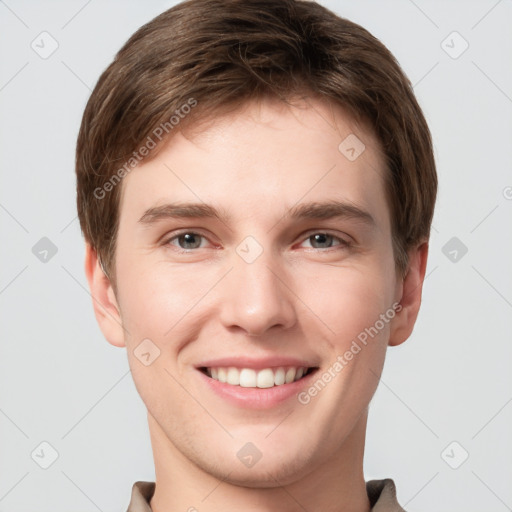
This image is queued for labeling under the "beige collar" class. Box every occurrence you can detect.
[126,478,406,511]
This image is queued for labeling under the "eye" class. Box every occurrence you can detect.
[166,232,208,250]
[300,232,349,250]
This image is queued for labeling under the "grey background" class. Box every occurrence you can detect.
[1,0,511,510]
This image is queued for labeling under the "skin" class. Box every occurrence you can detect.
[85,96,428,512]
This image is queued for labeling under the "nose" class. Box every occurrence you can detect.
[218,250,297,337]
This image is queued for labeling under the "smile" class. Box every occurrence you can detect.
[199,366,317,388]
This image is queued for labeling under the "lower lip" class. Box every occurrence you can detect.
[196,369,318,409]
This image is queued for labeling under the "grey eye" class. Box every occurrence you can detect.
[309,233,335,248]
[177,233,203,249]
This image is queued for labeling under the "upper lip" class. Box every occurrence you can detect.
[196,356,320,371]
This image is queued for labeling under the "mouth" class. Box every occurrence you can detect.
[198,366,319,389]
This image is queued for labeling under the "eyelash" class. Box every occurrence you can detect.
[163,230,352,253]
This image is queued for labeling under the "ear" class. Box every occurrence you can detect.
[84,244,126,348]
[388,242,429,347]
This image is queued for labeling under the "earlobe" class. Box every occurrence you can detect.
[84,244,126,348]
[388,242,429,347]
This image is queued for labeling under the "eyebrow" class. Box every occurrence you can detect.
[139,203,224,224]
[138,200,375,226]
[287,200,375,225]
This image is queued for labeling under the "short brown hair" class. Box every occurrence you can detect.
[76,0,437,281]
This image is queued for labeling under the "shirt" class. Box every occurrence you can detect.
[126,478,406,511]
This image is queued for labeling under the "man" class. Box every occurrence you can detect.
[76,0,437,510]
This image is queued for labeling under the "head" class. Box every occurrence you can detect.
[77,0,436,488]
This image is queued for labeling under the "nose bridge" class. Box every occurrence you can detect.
[218,241,296,336]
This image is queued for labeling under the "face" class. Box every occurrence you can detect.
[87,96,424,488]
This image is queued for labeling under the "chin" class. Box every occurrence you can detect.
[202,447,317,489]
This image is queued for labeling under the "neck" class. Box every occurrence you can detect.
[148,410,371,512]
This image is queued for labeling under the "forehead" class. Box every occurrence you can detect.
[118,97,389,231]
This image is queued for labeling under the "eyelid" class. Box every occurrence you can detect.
[162,229,352,252]
[164,229,213,246]
[296,230,352,249]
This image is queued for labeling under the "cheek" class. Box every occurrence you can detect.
[116,256,221,346]
[117,260,207,414]
[293,262,396,346]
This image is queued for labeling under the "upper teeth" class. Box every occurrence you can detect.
[206,367,309,388]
